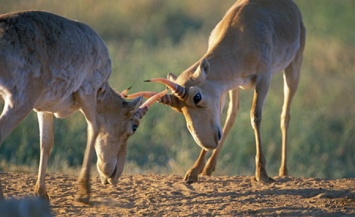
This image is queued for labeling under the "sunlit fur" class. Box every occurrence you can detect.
[152,0,306,183]
[0,11,162,203]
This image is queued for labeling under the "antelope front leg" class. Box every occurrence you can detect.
[251,74,273,183]
[76,90,99,204]
[77,135,95,204]
[34,112,54,201]
[184,149,207,183]
[0,181,4,201]
[77,121,97,204]
[203,89,240,176]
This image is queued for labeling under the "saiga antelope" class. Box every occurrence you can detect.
[0,11,166,203]
[145,0,306,183]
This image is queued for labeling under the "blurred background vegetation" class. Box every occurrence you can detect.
[0,0,354,179]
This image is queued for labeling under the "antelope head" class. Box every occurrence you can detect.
[95,83,167,184]
[146,58,222,150]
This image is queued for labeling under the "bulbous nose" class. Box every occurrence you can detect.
[217,127,222,142]
[97,161,117,179]
[213,127,222,148]
[187,123,221,150]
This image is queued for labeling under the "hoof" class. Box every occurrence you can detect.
[76,185,91,204]
[201,166,215,176]
[254,175,275,183]
[34,187,50,202]
[184,171,198,184]
[0,182,4,201]
[76,194,91,205]
[77,179,91,204]
[37,193,50,202]
[278,169,288,177]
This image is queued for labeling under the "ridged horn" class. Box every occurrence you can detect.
[124,91,157,99]
[124,90,174,105]
[145,78,187,99]
[134,89,169,119]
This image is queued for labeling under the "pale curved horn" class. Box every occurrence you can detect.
[124,91,157,99]
[145,78,187,99]
[124,90,173,105]
[134,89,169,119]
[120,86,132,98]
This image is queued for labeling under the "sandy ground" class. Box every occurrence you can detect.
[0,172,355,216]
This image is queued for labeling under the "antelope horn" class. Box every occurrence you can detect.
[120,86,132,98]
[125,90,173,105]
[134,89,169,119]
[145,78,187,99]
[127,91,174,105]
[124,91,157,99]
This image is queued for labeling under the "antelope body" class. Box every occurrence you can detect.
[0,11,164,203]
[148,0,306,182]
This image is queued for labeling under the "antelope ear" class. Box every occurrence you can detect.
[200,58,210,76]
[97,83,108,102]
[193,58,209,81]
[167,73,177,82]
[127,96,143,114]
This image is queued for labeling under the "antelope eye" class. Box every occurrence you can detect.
[193,93,202,104]
[132,124,138,132]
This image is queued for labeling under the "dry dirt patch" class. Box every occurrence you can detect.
[1,172,354,216]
